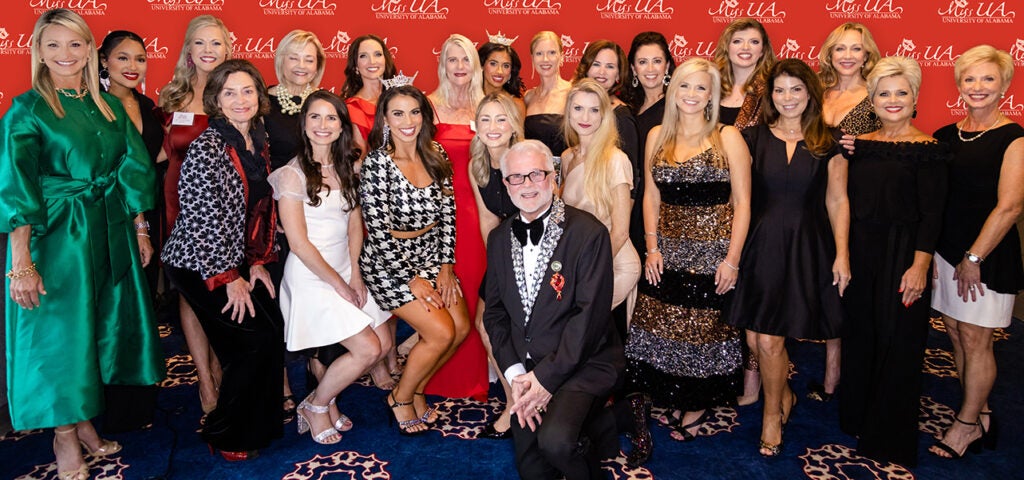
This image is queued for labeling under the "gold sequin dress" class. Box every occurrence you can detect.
[625,148,742,410]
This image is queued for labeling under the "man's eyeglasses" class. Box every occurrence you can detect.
[504,169,553,186]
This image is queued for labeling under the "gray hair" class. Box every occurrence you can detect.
[499,139,555,175]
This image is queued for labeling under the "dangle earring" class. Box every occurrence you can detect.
[704,101,712,121]
[912,104,917,119]
[663,74,670,86]
[382,124,391,148]
[186,55,195,69]
[631,75,639,88]
[99,66,110,91]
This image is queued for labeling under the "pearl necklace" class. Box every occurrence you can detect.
[957,115,1001,143]
[276,84,316,115]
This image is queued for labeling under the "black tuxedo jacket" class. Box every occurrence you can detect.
[483,204,624,397]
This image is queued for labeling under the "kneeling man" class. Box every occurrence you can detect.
[484,140,624,480]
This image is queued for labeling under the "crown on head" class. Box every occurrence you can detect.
[381,71,418,89]
[487,30,518,47]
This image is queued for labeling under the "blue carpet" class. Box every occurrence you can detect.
[2,314,1022,479]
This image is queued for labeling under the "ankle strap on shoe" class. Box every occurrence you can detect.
[954,416,980,426]
[54,426,78,435]
[302,400,331,414]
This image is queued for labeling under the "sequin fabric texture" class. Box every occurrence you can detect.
[626,148,742,410]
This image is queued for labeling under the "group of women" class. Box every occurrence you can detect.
[2,8,1021,478]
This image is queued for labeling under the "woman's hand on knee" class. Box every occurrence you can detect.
[222,278,255,323]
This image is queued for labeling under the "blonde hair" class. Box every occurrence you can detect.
[954,44,1014,86]
[432,34,484,110]
[563,79,620,220]
[470,93,524,186]
[31,9,113,121]
[712,18,777,96]
[159,15,232,112]
[866,56,923,100]
[530,31,562,56]
[653,58,726,167]
[274,30,326,89]
[817,22,880,89]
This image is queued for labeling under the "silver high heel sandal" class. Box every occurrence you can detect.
[297,393,342,445]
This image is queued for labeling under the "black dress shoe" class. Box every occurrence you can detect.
[626,393,653,467]
[479,421,512,439]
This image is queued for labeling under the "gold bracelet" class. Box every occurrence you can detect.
[644,232,658,237]
[137,232,150,237]
[6,263,38,279]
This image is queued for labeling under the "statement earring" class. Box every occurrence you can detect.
[186,55,195,69]
[912,105,918,119]
[663,74,670,86]
[382,124,391,148]
[631,75,639,88]
[704,102,712,121]
[99,67,110,91]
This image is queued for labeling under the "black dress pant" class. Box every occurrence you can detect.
[167,265,284,452]
[512,388,615,480]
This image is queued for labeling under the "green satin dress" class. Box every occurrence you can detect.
[0,90,165,430]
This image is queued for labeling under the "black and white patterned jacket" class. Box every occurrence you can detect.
[161,124,277,290]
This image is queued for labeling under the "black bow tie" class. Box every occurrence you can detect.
[512,208,551,246]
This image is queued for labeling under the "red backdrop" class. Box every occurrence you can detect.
[0,0,1022,134]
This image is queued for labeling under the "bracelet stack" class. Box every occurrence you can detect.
[6,263,38,279]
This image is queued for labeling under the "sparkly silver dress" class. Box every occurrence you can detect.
[625,148,742,410]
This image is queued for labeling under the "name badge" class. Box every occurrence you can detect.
[171,112,195,126]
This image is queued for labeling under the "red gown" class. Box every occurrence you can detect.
[160,112,209,239]
[425,122,489,401]
[345,96,375,143]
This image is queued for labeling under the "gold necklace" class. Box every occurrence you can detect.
[58,86,88,100]
[957,115,1001,143]
[276,84,316,115]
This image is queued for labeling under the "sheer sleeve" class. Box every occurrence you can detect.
[268,163,309,202]
[0,93,47,234]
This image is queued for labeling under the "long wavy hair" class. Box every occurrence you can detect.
[622,31,676,114]
[470,92,524,186]
[713,18,777,97]
[368,85,452,191]
[572,40,628,97]
[478,42,525,98]
[432,34,484,110]
[159,15,232,112]
[563,79,620,221]
[652,58,726,167]
[295,90,360,209]
[274,30,326,89]
[341,35,396,99]
[762,59,834,158]
[817,22,880,89]
[31,9,113,121]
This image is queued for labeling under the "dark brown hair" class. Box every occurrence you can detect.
[761,59,834,158]
[368,85,452,191]
[622,31,676,114]
[572,40,628,96]
[296,90,360,209]
[202,59,270,121]
[341,35,397,99]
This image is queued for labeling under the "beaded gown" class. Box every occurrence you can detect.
[625,147,742,410]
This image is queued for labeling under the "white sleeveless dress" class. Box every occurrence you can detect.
[269,162,390,351]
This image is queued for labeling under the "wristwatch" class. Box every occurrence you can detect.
[965,251,984,264]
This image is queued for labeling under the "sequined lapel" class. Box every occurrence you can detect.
[511,199,566,325]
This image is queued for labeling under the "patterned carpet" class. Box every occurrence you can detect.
[1,314,1021,480]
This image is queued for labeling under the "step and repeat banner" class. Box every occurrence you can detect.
[0,0,1021,133]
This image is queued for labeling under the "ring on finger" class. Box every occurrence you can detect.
[426,295,433,302]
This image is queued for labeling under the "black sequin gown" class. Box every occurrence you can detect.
[625,147,742,410]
